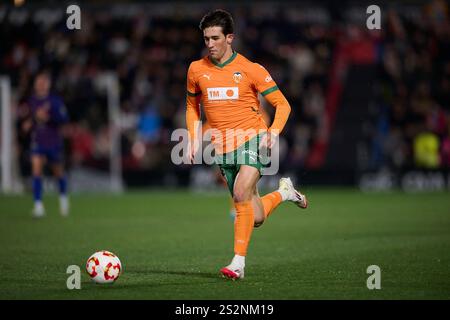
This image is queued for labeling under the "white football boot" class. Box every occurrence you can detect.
[220,255,245,280]
[220,265,245,280]
[278,177,308,209]
[32,201,46,218]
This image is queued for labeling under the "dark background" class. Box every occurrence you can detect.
[1,0,449,190]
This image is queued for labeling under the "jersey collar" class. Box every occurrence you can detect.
[209,51,237,68]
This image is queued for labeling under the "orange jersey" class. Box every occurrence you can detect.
[186,51,291,154]
[201,106,270,134]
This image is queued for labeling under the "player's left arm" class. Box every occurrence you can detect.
[48,97,70,140]
[251,63,291,148]
[263,90,291,135]
[51,97,69,125]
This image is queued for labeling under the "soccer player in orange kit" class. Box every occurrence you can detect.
[186,9,308,280]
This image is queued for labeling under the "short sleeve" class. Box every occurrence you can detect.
[250,63,279,97]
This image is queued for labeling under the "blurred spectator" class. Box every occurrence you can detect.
[0,1,447,180]
[368,0,449,171]
[414,131,440,168]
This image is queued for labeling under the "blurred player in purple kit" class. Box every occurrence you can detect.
[21,72,70,217]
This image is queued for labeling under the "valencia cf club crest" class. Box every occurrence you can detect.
[233,72,242,84]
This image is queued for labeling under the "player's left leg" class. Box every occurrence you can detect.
[251,190,284,227]
[254,178,308,225]
[278,177,308,209]
[31,154,46,218]
[50,151,69,216]
[52,163,69,216]
[251,187,265,227]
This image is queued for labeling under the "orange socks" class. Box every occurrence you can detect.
[261,191,283,218]
[233,192,282,256]
[234,201,254,256]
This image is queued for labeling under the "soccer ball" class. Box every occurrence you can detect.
[86,250,122,284]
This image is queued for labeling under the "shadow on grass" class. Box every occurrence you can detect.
[126,268,220,280]
[0,268,235,298]
[71,268,226,291]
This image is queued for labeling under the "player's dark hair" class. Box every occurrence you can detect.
[199,9,234,36]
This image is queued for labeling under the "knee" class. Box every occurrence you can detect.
[233,187,252,203]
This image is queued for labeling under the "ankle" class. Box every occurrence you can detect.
[277,189,289,201]
[231,255,246,268]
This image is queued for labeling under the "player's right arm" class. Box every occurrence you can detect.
[18,101,33,134]
[185,62,202,163]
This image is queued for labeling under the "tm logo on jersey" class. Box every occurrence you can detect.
[207,87,239,101]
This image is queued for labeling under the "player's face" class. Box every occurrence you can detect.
[203,26,233,61]
[34,74,51,97]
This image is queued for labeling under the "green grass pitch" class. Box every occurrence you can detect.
[0,188,449,299]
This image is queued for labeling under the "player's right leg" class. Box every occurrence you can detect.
[31,154,45,218]
[220,165,260,280]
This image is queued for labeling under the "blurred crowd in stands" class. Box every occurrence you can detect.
[369,0,450,170]
[0,0,448,179]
